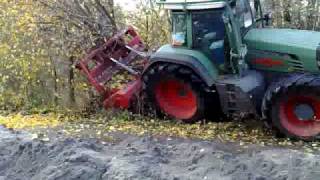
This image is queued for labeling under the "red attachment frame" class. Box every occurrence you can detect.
[76,26,146,109]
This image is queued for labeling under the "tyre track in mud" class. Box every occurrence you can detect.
[0,126,320,180]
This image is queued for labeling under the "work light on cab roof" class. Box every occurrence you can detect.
[77,0,320,141]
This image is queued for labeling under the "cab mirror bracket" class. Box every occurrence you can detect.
[264,12,272,26]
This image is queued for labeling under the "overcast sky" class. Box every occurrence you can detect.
[114,0,139,11]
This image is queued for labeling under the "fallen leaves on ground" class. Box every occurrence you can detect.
[0,113,60,129]
[0,110,320,153]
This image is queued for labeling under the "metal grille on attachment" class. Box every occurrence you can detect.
[76,26,147,109]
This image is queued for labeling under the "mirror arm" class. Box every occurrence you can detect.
[255,15,271,26]
[255,17,264,22]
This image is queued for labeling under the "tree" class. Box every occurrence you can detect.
[0,0,121,111]
[0,0,48,109]
[35,0,119,108]
[128,0,170,50]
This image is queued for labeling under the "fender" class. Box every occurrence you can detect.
[145,45,219,87]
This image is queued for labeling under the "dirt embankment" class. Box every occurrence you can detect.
[0,126,320,180]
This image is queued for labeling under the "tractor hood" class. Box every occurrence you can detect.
[244,28,320,72]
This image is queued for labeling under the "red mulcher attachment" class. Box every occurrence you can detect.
[76,26,147,110]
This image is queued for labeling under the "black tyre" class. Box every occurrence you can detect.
[142,63,206,123]
[265,75,320,140]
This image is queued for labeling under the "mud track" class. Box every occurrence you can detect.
[0,126,320,180]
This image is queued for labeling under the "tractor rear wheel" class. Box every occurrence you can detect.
[269,80,320,140]
[142,63,206,123]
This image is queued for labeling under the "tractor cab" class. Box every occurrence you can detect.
[156,0,264,75]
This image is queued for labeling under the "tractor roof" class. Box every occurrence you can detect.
[157,0,226,10]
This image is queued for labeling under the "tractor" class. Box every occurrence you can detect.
[76,0,320,141]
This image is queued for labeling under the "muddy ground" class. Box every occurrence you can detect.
[0,126,320,180]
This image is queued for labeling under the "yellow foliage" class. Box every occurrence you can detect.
[0,113,60,129]
[0,44,10,55]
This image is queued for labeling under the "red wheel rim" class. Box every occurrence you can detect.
[154,79,197,120]
[280,95,320,137]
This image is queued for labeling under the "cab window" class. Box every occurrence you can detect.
[235,0,254,29]
[172,12,187,46]
[192,10,226,65]
[249,0,257,18]
[249,0,262,21]
[192,10,225,48]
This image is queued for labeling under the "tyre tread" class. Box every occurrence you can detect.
[263,73,320,140]
[142,63,207,122]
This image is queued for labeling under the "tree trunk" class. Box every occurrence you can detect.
[283,0,291,24]
[306,0,317,30]
[313,1,320,30]
[109,0,115,19]
[270,0,281,27]
[94,0,117,32]
[50,56,58,106]
[68,56,76,107]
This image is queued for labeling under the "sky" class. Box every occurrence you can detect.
[114,0,139,11]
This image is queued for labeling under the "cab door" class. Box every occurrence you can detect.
[191,9,226,68]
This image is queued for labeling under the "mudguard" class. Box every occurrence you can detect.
[146,45,219,87]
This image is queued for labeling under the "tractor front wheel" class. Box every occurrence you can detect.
[142,64,205,123]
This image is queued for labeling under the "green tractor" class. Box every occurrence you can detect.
[77,0,320,141]
[143,0,320,140]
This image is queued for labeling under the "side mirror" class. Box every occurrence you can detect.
[264,12,272,26]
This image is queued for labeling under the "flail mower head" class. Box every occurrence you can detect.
[76,26,147,110]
